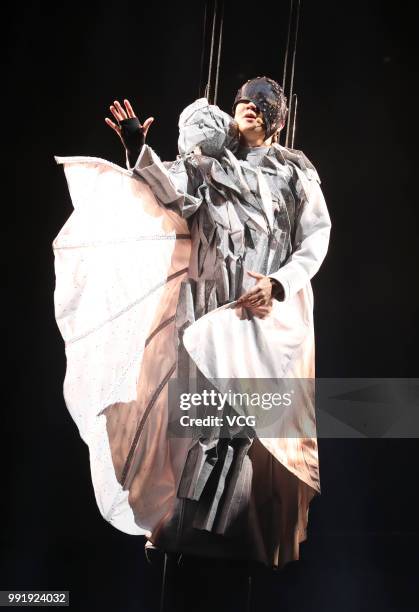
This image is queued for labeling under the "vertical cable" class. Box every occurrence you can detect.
[246,575,252,612]
[282,0,294,91]
[285,0,301,147]
[213,0,224,105]
[198,1,209,97]
[159,553,169,612]
[290,93,298,148]
[206,0,218,103]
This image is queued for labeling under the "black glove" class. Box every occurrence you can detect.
[119,117,145,168]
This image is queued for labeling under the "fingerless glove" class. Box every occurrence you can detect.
[120,117,145,167]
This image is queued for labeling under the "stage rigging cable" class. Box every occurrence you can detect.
[199,0,302,148]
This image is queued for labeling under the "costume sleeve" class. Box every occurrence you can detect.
[130,145,204,218]
[268,171,331,302]
[128,98,239,218]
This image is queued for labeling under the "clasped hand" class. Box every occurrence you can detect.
[236,271,274,319]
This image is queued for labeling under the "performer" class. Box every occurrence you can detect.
[53,77,331,569]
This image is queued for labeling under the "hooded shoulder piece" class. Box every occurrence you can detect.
[178,98,239,159]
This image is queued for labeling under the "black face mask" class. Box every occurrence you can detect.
[233,76,286,140]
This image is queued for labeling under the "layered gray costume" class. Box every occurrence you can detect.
[126,97,331,564]
[53,97,331,568]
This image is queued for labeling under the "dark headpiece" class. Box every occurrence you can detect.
[233,76,287,139]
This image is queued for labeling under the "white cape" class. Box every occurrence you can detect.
[53,156,320,537]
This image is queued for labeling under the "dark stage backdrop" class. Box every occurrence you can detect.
[4,1,418,611]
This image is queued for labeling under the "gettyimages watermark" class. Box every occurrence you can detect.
[166,378,419,439]
[168,377,314,438]
[176,387,295,429]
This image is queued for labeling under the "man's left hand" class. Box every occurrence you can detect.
[236,271,275,317]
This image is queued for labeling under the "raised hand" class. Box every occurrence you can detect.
[105,99,154,137]
[105,99,154,167]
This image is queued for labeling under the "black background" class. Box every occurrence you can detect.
[4,1,419,611]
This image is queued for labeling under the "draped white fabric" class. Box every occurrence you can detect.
[54,154,321,538]
[54,156,191,534]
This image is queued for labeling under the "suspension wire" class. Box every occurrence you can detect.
[159,554,169,612]
[282,0,294,92]
[199,0,224,104]
[246,575,253,612]
[285,0,301,147]
[198,1,209,97]
[290,93,298,148]
[206,0,218,102]
[213,0,224,105]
